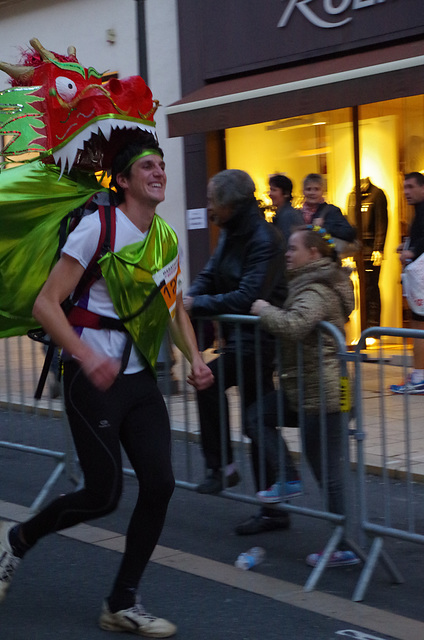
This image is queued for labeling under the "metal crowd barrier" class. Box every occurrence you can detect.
[168,315,361,594]
[352,326,424,602]
[2,319,424,601]
[0,336,76,512]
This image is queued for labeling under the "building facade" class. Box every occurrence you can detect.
[168,0,424,339]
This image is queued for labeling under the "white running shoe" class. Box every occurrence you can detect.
[0,521,20,603]
[99,600,177,637]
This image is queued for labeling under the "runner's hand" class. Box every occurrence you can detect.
[79,351,121,391]
[187,360,214,391]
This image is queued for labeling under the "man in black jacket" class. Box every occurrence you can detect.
[391,171,424,394]
[184,169,299,535]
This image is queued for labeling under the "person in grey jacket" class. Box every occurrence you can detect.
[249,225,360,568]
[269,174,303,244]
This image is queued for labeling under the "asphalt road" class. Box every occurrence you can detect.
[1,410,424,640]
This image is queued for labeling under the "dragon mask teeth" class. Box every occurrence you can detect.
[52,120,156,177]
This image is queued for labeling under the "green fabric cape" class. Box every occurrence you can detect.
[99,214,179,375]
[0,160,107,337]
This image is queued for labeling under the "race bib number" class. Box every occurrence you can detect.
[152,255,182,319]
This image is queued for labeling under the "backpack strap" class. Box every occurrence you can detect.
[34,204,118,399]
[67,306,126,331]
[67,203,133,375]
[33,341,57,400]
[71,204,116,304]
[67,204,128,331]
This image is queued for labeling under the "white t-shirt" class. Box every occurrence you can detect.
[62,207,148,374]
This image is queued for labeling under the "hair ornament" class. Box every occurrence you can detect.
[305,224,336,248]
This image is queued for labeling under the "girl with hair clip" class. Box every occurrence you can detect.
[248,225,359,568]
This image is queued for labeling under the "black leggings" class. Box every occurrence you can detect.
[21,361,175,596]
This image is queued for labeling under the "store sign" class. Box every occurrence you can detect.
[278,0,386,29]
[186,208,207,230]
[181,0,424,81]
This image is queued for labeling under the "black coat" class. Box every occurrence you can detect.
[409,201,424,261]
[272,203,303,244]
[188,199,287,351]
[313,202,357,242]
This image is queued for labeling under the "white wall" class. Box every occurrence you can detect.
[145,0,188,281]
[0,0,188,279]
[0,0,139,79]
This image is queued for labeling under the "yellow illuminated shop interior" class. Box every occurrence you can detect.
[225,95,424,345]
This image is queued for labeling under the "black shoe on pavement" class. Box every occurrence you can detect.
[235,512,290,535]
[196,469,240,494]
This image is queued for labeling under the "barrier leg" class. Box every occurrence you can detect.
[379,548,404,585]
[342,536,367,563]
[352,536,404,602]
[30,458,66,513]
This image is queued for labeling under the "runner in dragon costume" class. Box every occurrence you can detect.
[0,39,213,637]
[0,38,155,340]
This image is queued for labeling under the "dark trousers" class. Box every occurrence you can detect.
[246,390,299,490]
[364,261,381,327]
[21,362,175,599]
[304,412,344,515]
[246,391,344,513]
[196,350,274,476]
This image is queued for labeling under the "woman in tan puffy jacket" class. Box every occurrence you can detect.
[247,225,359,568]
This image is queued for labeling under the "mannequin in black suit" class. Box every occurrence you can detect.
[348,178,388,327]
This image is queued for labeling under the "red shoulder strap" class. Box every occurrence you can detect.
[71,204,116,303]
[108,205,116,252]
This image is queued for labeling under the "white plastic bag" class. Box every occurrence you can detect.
[402,253,424,315]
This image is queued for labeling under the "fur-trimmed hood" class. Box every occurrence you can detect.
[288,257,354,324]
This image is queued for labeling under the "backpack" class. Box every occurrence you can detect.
[30,196,123,398]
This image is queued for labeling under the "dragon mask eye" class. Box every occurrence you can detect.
[55,76,78,101]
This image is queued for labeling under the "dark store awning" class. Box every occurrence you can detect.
[166,41,424,137]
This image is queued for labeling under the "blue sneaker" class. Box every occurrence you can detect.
[390,377,424,394]
[256,480,302,503]
[306,550,360,568]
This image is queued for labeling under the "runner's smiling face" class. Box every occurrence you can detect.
[120,154,167,206]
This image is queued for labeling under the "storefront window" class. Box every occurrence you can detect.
[225,97,424,340]
[225,107,352,213]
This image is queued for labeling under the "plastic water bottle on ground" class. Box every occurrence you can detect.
[235,546,265,570]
